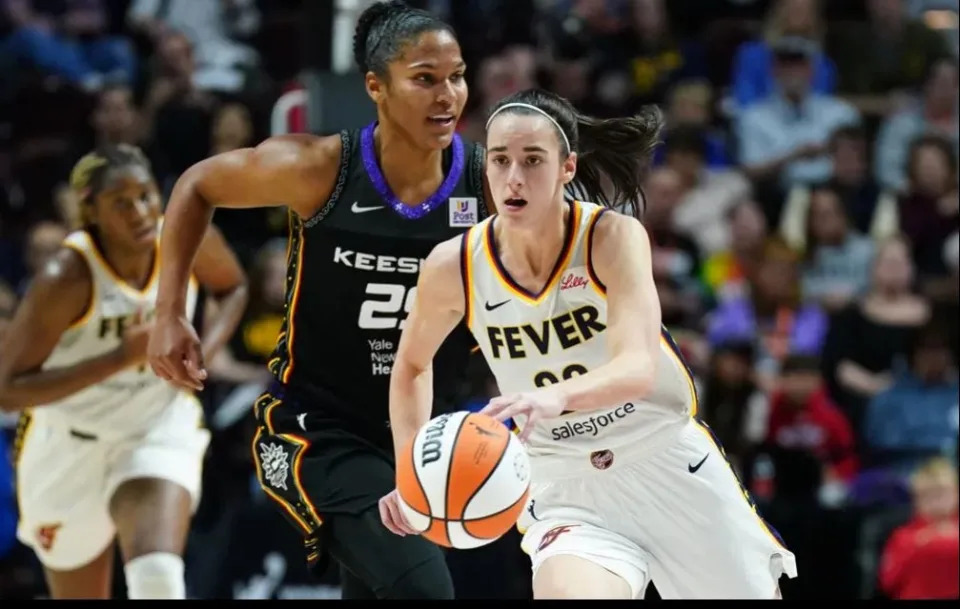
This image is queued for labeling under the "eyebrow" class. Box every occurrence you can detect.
[488,145,549,153]
[408,60,467,70]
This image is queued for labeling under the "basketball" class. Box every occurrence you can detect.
[395,411,531,549]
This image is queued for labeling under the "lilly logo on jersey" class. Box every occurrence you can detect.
[559,273,589,291]
[449,197,478,227]
[486,305,605,360]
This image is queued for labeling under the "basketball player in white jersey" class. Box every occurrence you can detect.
[0,145,248,599]
[381,89,798,599]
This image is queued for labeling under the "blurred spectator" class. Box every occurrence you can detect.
[878,457,959,599]
[781,125,899,249]
[458,47,534,143]
[707,238,828,391]
[799,183,875,313]
[731,0,837,111]
[17,219,66,296]
[0,427,14,561]
[874,58,959,193]
[896,135,960,295]
[701,199,769,304]
[655,79,732,167]
[765,354,859,502]
[864,319,959,472]
[699,340,768,474]
[737,36,860,193]
[91,83,140,147]
[644,167,704,329]
[1,0,137,90]
[661,125,752,255]
[127,0,261,94]
[829,0,954,119]
[820,236,930,436]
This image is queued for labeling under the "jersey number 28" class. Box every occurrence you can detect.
[358,283,416,330]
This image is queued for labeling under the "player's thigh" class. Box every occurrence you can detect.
[534,554,633,599]
[43,542,115,600]
[15,414,116,574]
[637,420,796,599]
[323,505,453,599]
[520,505,649,600]
[105,394,209,559]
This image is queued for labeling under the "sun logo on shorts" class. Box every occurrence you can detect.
[35,523,62,551]
[258,442,291,491]
[537,524,579,552]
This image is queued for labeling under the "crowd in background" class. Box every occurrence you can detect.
[1,0,958,600]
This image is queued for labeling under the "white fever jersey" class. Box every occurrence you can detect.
[461,200,696,459]
[34,224,199,438]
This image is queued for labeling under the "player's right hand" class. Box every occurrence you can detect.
[379,489,418,536]
[147,313,206,391]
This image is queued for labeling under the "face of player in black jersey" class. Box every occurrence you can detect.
[367,29,468,151]
[89,164,161,252]
[485,113,577,227]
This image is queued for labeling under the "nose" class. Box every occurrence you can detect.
[506,161,524,192]
[436,80,455,108]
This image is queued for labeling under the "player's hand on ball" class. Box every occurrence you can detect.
[480,389,567,442]
[147,313,206,391]
[379,489,417,536]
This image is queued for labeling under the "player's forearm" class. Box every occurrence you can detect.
[200,285,249,363]
[156,170,216,317]
[389,360,435,463]
[0,348,129,412]
[551,353,654,413]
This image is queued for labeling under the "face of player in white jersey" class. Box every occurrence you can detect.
[485,113,577,228]
[85,164,161,253]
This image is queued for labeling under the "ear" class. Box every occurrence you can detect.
[365,72,385,104]
[561,152,577,185]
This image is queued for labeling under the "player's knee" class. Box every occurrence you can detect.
[383,557,454,600]
[123,552,186,599]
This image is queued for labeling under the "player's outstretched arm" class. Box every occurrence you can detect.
[149,134,341,390]
[0,250,146,412]
[388,236,467,463]
[482,213,661,434]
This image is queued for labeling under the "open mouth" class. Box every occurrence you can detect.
[504,198,528,209]
[427,114,456,127]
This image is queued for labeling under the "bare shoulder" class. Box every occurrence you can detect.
[188,133,345,218]
[423,235,465,281]
[24,245,92,320]
[592,209,649,258]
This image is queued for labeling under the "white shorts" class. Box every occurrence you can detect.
[15,392,210,571]
[517,418,797,599]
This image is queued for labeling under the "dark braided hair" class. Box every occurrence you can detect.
[69,144,152,228]
[352,1,456,79]
[486,89,663,219]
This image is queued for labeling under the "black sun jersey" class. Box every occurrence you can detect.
[267,123,488,437]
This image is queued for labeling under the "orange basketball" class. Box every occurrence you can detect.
[396,411,531,549]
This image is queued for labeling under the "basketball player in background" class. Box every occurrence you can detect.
[0,145,248,599]
[383,89,798,599]
[147,1,489,599]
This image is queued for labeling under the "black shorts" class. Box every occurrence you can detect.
[250,383,453,598]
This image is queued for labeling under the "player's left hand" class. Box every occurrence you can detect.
[480,389,567,442]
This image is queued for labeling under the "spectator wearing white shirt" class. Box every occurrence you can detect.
[737,36,860,191]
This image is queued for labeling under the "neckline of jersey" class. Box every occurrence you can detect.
[484,200,580,304]
[360,121,465,221]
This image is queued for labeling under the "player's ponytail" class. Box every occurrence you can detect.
[352,1,455,79]
[485,89,663,219]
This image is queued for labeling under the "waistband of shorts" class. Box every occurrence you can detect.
[530,417,691,479]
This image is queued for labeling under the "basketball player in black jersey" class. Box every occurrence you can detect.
[147,1,485,600]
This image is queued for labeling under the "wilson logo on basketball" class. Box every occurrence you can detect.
[36,523,62,551]
[560,274,589,290]
[537,524,579,551]
[420,413,453,466]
